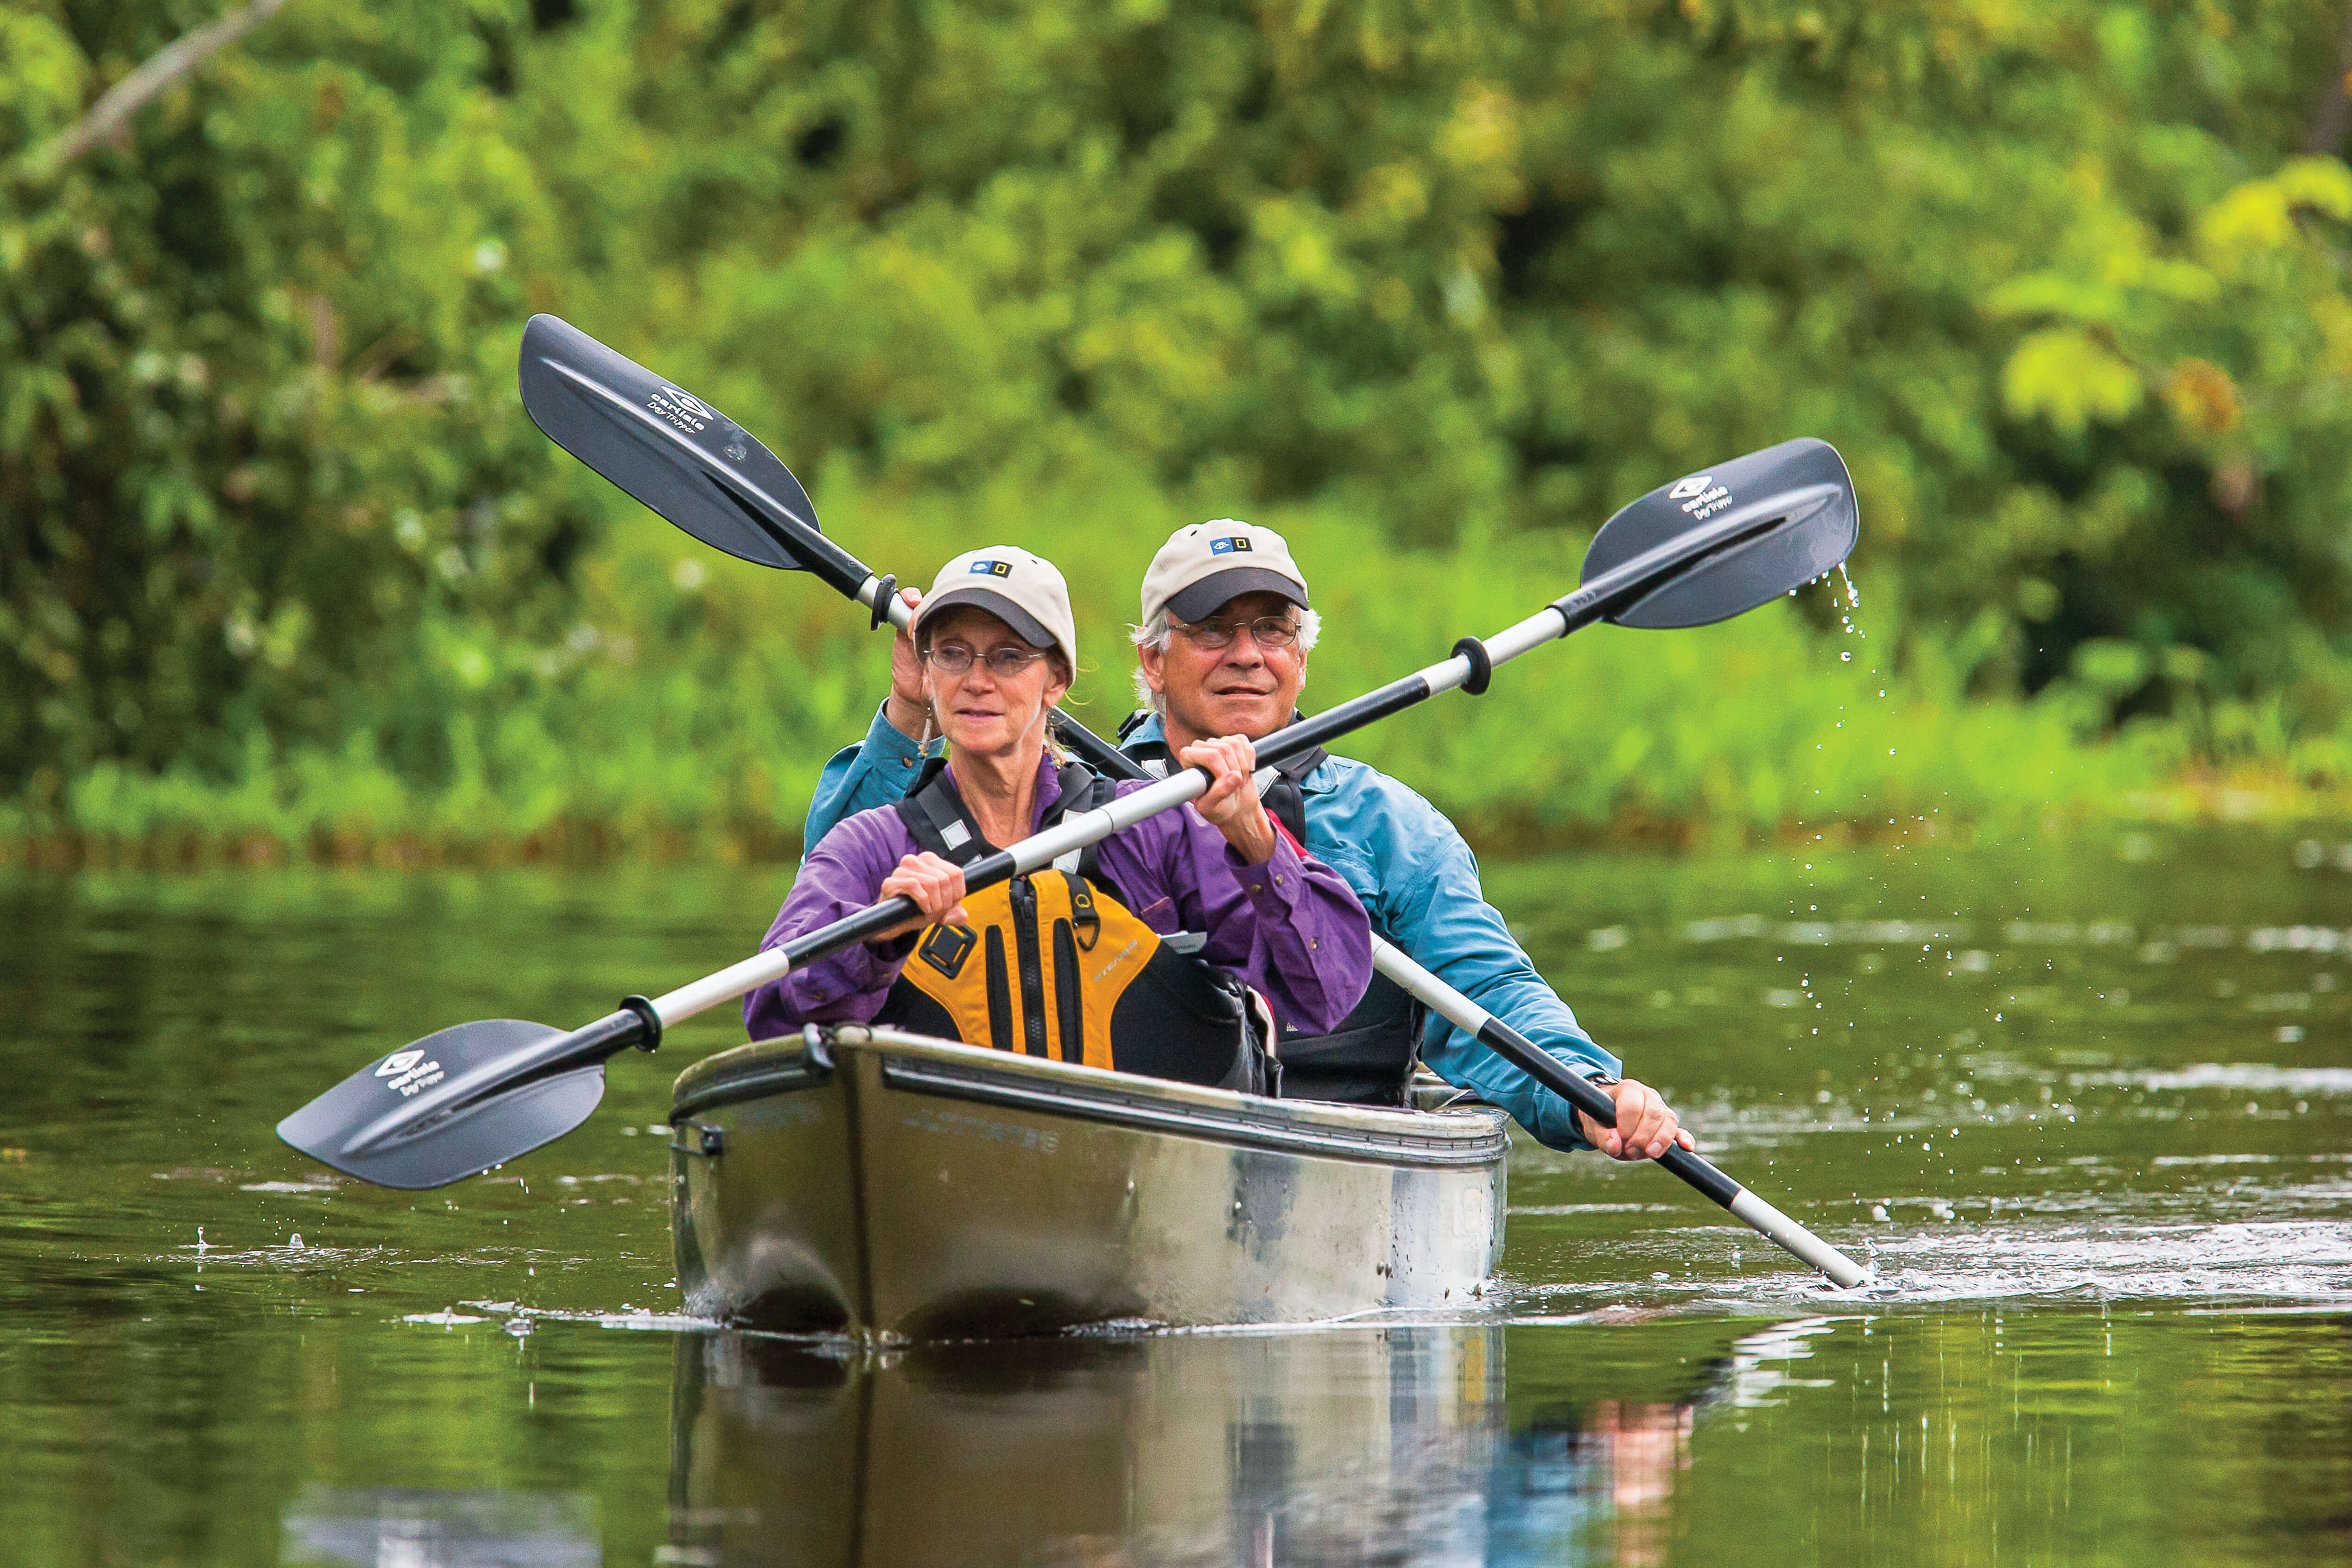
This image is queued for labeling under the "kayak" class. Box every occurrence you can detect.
[668,1025,1511,1340]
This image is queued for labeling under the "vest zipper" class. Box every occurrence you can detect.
[982,927,1013,1052]
[1009,876,1049,1058]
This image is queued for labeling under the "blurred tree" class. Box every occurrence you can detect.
[3,0,2349,826]
[0,0,584,804]
[488,0,2352,721]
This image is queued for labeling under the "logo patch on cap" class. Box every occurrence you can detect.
[970,559,1013,577]
[1209,537,1253,555]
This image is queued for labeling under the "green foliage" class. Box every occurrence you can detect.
[1,0,582,802]
[15,466,2164,859]
[3,0,2350,856]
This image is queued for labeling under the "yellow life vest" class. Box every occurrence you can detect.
[874,760,1273,1093]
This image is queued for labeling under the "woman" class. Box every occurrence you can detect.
[743,546,1371,1090]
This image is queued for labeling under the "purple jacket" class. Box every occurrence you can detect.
[743,757,1372,1041]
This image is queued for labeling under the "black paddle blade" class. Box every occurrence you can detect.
[519,313,822,572]
[1581,438,1858,628]
[276,1019,604,1190]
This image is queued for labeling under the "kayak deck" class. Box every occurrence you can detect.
[669,1025,1510,1341]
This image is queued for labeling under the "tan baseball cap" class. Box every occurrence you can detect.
[914,546,1079,673]
[1140,520,1310,625]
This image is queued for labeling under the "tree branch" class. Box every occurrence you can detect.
[2306,2,2352,156]
[28,0,290,172]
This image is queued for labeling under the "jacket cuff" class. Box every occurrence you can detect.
[862,699,942,775]
[1226,831,1306,908]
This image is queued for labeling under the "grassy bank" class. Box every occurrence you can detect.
[4,467,2333,870]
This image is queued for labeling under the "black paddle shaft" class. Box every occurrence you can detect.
[1462,1007,1739,1203]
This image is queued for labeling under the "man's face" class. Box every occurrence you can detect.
[1139,590,1307,745]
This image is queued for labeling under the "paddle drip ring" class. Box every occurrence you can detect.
[869,574,898,632]
[1452,636,1494,695]
[620,995,664,1053]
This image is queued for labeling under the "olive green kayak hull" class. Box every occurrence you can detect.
[668,1026,1510,1340]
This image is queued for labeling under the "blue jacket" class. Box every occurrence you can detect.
[800,704,1621,1150]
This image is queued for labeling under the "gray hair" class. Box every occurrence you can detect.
[1128,606,1320,714]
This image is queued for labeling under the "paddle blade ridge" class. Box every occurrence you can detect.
[518,313,822,571]
[1582,437,1858,629]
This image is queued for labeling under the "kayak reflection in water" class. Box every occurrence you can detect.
[744,545,1373,1091]
[803,522,1693,1160]
[666,1325,1711,1568]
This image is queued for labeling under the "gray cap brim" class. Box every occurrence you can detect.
[1164,566,1310,624]
[916,586,1060,658]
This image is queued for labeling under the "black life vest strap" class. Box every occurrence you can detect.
[894,755,1118,879]
[897,757,987,866]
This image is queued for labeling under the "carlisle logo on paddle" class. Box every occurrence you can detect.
[375,1049,445,1098]
[971,559,1013,577]
[1209,536,1252,555]
[1671,472,1734,521]
[647,385,716,434]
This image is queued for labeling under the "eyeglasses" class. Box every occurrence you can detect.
[1173,615,1300,651]
[922,642,1052,679]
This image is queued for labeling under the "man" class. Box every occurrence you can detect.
[802,521,1690,1162]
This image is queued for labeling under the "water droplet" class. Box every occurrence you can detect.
[724,436,748,462]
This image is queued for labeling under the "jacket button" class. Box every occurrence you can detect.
[1249,883,1263,894]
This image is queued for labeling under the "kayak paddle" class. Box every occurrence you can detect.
[517,316,877,607]
[279,440,1857,1190]
[515,316,1867,1279]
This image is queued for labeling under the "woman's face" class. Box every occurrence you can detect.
[921,608,1071,761]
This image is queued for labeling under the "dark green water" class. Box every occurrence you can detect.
[5,829,2349,1564]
